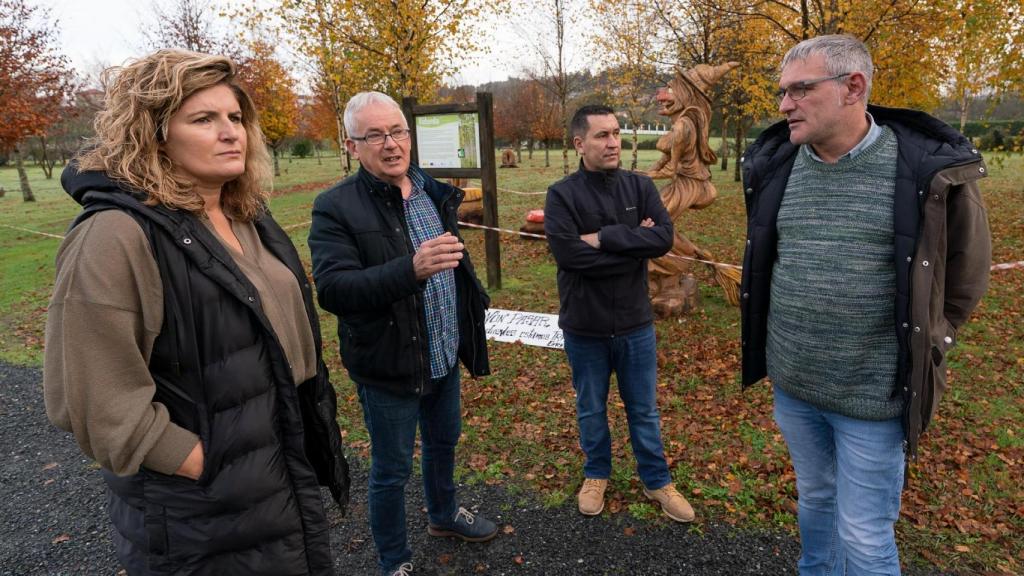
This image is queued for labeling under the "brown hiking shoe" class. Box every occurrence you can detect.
[577,478,608,516]
[643,484,695,522]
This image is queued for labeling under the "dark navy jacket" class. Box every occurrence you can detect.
[545,162,674,337]
[308,166,490,397]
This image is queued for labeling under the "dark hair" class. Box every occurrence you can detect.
[570,104,617,139]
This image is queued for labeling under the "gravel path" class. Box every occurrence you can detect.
[1,362,949,575]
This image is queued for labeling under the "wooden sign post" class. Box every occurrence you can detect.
[402,93,501,290]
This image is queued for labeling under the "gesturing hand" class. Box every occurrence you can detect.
[640,218,655,228]
[413,232,464,280]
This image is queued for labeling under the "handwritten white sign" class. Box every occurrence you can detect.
[484,308,563,350]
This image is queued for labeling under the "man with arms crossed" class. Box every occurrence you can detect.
[545,104,695,523]
[740,35,991,574]
[309,91,497,576]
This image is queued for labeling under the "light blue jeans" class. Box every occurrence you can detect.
[773,385,905,576]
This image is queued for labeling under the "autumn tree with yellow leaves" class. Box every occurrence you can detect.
[277,0,364,174]
[695,0,949,110]
[646,0,779,177]
[589,0,661,170]
[279,0,488,100]
[938,0,1023,131]
[640,0,1020,171]
[277,0,493,174]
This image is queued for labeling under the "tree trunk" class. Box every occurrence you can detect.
[516,142,522,164]
[14,146,35,202]
[37,135,56,179]
[720,115,729,171]
[958,87,970,133]
[528,139,534,160]
[330,86,350,175]
[273,147,281,177]
[631,128,639,170]
[561,131,569,175]
[316,144,323,165]
[733,119,748,182]
[544,142,550,168]
[800,0,810,39]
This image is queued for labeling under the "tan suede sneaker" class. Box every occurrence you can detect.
[577,478,608,516]
[643,484,695,522]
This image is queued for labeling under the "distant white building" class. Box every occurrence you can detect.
[622,124,670,135]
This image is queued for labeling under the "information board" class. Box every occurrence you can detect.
[415,113,481,169]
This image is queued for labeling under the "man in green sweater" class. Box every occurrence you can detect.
[740,35,991,575]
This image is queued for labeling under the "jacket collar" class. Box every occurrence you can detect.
[357,165,461,207]
[578,159,619,191]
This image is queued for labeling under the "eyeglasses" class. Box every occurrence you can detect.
[776,73,850,102]
[350,128,411,146]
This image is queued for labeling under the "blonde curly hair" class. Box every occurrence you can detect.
[77,49,271,221]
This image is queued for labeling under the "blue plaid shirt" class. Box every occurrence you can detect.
[404,171,458,379]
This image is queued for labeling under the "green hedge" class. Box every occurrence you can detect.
[960,120,1024,138]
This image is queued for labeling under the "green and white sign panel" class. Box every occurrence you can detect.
[415,113,481,169]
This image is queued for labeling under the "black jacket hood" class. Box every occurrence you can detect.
[61,161,145,206]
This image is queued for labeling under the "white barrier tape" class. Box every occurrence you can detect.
[991,260,1024,271]
[457,220,742,270]
[282,220,313,231]
[498,187,547,196]
[458,179,546,196]
[0,223,65,239]
[457,220,546,239]
[8,217,1021,274]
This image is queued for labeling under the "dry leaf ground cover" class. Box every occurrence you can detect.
[1,149,1021,574]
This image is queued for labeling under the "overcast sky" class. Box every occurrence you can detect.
[36,0,540,89]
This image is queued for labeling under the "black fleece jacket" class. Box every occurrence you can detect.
[545,162,674,337]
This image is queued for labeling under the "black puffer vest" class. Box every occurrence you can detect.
[64,166,349,575]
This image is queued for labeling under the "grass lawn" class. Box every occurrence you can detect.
[1,148,1021,574]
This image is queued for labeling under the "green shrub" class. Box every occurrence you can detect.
[978,129,1007,151]
[290,139,313,158]
[961,120,1024,139]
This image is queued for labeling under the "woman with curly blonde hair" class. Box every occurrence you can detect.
[43,49,348,575]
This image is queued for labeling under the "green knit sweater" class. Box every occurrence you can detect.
[767,126,904,420]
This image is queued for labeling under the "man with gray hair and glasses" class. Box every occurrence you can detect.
[309,91,496,576]
[740,34,991,574]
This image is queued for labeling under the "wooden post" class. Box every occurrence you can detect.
[477,92,501,290]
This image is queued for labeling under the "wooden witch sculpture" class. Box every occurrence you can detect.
[642,61,740,316]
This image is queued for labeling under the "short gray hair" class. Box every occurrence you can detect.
[781,34,873,102]
[343,91,404,136]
